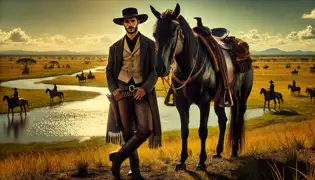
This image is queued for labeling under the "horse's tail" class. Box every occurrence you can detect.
[228,98,245,155]
[279,93,284,103]
[25,100,29,109]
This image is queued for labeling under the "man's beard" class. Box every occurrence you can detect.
[125,25,138,34]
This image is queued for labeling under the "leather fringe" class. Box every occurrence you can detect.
[106,131,122,145]
[149,135,162,149]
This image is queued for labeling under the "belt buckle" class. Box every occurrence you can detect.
[129,85,135,92]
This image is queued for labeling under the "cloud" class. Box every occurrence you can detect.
[7,28,30,42]
[0,28,117,53]
[302,9,315,19]
[237,26,315,51]
[286,25,315,40]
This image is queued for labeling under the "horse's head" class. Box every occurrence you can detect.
[3,95,9,101]
[288,85,291,89]
[260,88,265,94]
[306,88,310,94]
[45,88,50,93]
[150,3,182,77]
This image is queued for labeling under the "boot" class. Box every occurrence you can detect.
[127,150,145,179]
[109,135,144,179]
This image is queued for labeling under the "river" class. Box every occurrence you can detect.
[0,67,264,143]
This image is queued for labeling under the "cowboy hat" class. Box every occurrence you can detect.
[113,7,148,25]
[269,80,274,83]
[14,88,17,90]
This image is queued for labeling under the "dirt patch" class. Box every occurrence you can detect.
[46,149,315,180]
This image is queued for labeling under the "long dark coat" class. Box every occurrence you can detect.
[105,33,162,148]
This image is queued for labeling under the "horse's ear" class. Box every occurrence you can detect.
[172,3,180,19]
[150,5,161,19]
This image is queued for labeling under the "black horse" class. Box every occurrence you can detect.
[150,4,253,171]
[3,95,28,116]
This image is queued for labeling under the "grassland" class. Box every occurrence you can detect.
[0,56,315,179]
[0,55,107,82]
[0,86,101,114]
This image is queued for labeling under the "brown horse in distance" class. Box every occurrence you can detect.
[46,88,64,103]
[288,85,301,96]
[260,88,284,111]
[305,88,315,104]
[2,95,28,116]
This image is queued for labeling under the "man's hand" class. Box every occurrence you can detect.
[134,87,146,100]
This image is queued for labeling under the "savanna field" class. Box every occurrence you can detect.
[0,55,315,179]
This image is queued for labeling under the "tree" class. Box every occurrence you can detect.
[16,58,37,75]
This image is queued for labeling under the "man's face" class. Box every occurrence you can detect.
[123,17,140,34]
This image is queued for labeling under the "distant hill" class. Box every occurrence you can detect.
[251,48,315,55]
[1,48,315,56]
[0,50,107,56]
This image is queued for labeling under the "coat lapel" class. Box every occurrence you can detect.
[140,35,148,72]
[115,37,124,76]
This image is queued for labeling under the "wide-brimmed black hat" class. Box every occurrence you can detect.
[14,88,17,90]
[113,7,148,25]
[269,80,274,84]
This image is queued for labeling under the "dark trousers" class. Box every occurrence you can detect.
[117,79,153,142]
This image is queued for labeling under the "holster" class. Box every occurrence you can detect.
[106,94,120,124]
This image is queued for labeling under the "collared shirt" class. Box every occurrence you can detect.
[125,32,140,52]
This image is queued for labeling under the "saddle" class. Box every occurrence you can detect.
[191,17,252,107]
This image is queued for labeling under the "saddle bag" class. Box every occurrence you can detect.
[224,37,253,73]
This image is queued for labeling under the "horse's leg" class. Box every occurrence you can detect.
[175,98,190,171]
[196,100,210,171]
[213,105,227,159]
[273,99,276,110]
[268,100,271,111]
[20,106,23,115]
[263,100,266,111]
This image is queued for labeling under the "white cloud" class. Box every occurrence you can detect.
[237,26,315,51]
[302,9,315,19]
[0,28,118,53]
[7,28,30,42]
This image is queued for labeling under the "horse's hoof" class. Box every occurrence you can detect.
[175,163,186,171]
[195,163,206,171]
[212,154,222,159]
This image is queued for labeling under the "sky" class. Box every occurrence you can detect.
[0,0,315,53]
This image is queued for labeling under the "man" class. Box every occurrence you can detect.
[292,80,296,89]
[81,71,84,77]
[269,80,275,98]
[106,7,161,179]
[13,88,19,105]
[53,84,58,92]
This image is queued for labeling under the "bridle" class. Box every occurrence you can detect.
[161,21,207,100]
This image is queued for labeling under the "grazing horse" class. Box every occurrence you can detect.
[2,95,28,116]
[45,88,64,102]
[291,69,299,74]
[305,88,315,104]
[260,88,284,111]
[263,65,269,69]
[76,74,86,82]
[150,3,253,171]
[87,74,95,79]
[288,85,301,96]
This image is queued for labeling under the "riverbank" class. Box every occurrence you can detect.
[0,117,314,179]
[36,71,172,97]
[0,86,101,114]
[0,57,106,82]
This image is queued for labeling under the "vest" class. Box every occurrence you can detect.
[118,37,142,84]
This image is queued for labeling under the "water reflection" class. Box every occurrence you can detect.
[4,113,29,140]
[0,67,265,143]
